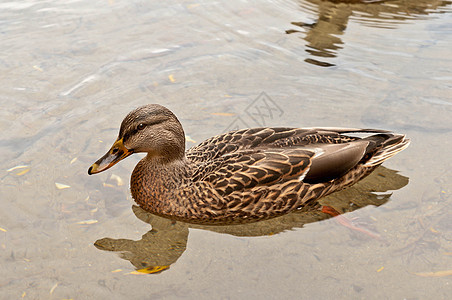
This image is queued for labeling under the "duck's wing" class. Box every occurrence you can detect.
[189,128,409,194]
[191,140,373,194]
[303,130,410,183]
[191,147,317,196]
[186,127,390,163]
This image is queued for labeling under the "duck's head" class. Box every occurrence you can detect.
[88,104,185,175]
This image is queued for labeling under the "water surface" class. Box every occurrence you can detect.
[1,0,451,298]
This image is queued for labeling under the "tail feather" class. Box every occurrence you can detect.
[364,134,410,167]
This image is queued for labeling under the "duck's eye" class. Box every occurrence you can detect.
[137,123,145,130]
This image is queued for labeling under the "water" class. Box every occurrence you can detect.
[1,0,451,298]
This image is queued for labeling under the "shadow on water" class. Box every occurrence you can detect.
[287,0,452,67]
[94,166,408,274]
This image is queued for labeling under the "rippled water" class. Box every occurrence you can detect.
[1,0,451,298]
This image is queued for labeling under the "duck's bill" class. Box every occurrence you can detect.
[88,138,133,175]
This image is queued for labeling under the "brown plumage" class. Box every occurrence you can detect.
[88,104,410,225]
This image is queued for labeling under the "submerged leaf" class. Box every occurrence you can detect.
[75,219,98,225]
[0,227,7,232]
[33,65,43,72]
[16,168,30,176]
[49,283,58,294]
[211,112,236,116]
[429,227,439,233]
[185,135,196,143]
[55,182,71,189]
[129,266,169,274]
[7,165,28,172]
[415,270,452,277]
[110,174,124,186]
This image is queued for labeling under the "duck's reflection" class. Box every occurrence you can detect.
[94,166,408,273]
[287,0,451,67]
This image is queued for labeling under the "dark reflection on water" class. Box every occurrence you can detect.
[287,0,452,67]
[94,166,408,273]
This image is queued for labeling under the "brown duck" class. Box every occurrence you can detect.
[88,104,410,225]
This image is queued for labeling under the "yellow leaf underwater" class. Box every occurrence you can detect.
[75,219,98,225]
[7,165,28,172]
[415,269,452,277]
[129,266,169,275]
[111,269,123,273]
[55,182,71,189]
[211,112,236,117]
[49,283,58,294]
[0,227,7,232]
[16,168,30,176]
[185,135,196,143]
[429,227,439,233]
[110,174,124,186]
[33,65,43,72]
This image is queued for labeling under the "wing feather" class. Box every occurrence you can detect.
[186,127,369,163]
[192,147,314,196]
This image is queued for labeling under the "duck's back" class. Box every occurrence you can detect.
[186,127,409,192]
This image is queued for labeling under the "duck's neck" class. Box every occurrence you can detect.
[130,155,190,217]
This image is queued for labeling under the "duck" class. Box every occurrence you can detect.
[88,104,410,225]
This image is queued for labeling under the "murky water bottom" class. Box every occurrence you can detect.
[1,0,451,298]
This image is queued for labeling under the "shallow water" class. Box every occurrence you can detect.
[1,0,451,298]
